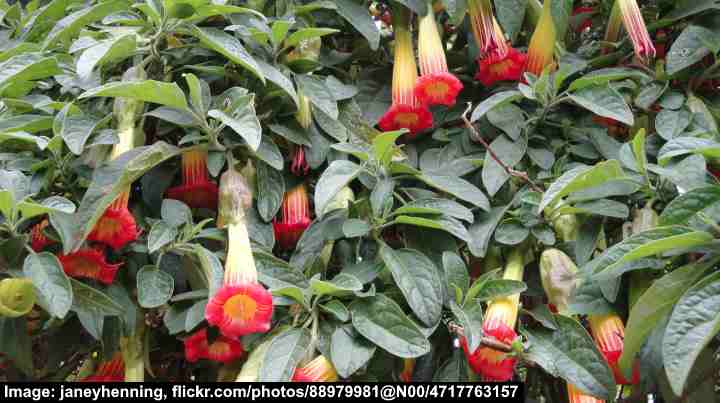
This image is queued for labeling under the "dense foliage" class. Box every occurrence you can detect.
[0,0,719,401]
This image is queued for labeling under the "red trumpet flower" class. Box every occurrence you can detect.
[414,6,463,106]
[30,219,55,252]
[291,146,310,176]
[572,7,595,33]
[184,328,245,364]
[166,149,219,210]
[292,355,338,382]
[567,382,604,403]
[58,249,121,285]
[588,313,639,385]
[525,0,557,77]
[378,6,433,135]
[82,353,124,382]
[475,47,527,86]
[88,189,140,251]
[273,184,312,251]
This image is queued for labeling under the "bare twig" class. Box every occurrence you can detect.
[448,323,513,353]
[461,103,544,193]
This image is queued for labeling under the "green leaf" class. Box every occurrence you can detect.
[470,279,527,302]
[76,34,136,79]
[394,198,474,223]
[255,251,309,290]
[17,196,76,219]
[256,161,285,222]
[660,186,720,226]
[395,0,428,15]
[334,0,381,50]
[494,0,527,41]
[330,325,376,378]
[350,294,431,358]
[310,273,363,297]
[190,27,264,83]
[569,85,634,126]
[80,80,189,110]
[296,74,338,119]
[320,300,349,322]
[314,160,361,217]
[379,245,443,327]
[418,173,490,211]
[587,226,714,280]
[666,25,714,75]
[470,91,523,122]
[42,0,129,49]
[655,109,692,140]
[137,266,174,308]
[23,252,72,319]
[538,160,625,213]
[442,251,470,303]
[449,299,483,352]
[662,271,720,395]
[342,219,371,238]
[635,82,667,110]
[208,107,261,151]
[657,137,720,165]
[620,261,712,377]
[395,215,470,242]
[372,130,404,168]
[58,109,108,155]
[468,205,511,257]
[568,67,649,91]
[482,135,527,196]
[145,107,197,127]
[495,222,530,245]
[0,53,60,90]
[524,315,616,400]
[285,28,339,48]
[147,221,177,253]
[258,328,311,381]
[161,199,191,227]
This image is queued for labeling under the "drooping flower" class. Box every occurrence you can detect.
[87,189,140,251]
[604,0,655,61]
[273,184,312,251]
[414,4,463,106]
[467,0,508,55]
[82,353,125,382]
[30,219,55,252]
[567,382,604,403]
[572,7,595,33]
[292,355,338,382]
[399,358,415,382]
[291,146,310,176]
[58,249,121,285]
[166,149,219,210]
[205,165,273,338]
[184,328,245,364]
[588,313,639,385]
[463,249,524,381]
[475,47,527,86]
[525,0,557,77]
[378,5,433,135]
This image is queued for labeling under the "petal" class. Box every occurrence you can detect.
[205,284,274,338]
[415,72,464,106]
[58,249,121,285]
[378,103,434,135]
[166,181,219,210]
[88,206,140,251]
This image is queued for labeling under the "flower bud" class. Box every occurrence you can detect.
[539,248,578,315]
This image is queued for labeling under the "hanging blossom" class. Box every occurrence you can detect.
[184,328,245,364]
[463,249,524,381]
[87,189,140,251]
[525,0,557,77]
[604,0,655,61]
[205,164,273,338]
[291,93,312,176]
[273,184,312,251]
[567,382,604,403]
[30,219,55,252]
[399,358,415,382]
[166,149,219,210]
[82,353,124,382]
[378,5,433,135]
[58,249,121,285]
[468,0,526,86]
[588,313,639,385]
[292,355,338,382]
[414,4,463,106]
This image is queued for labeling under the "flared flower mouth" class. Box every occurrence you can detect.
[88,190,140,251]
[272,184,312,251]
[399,358,415,382]
[415,72,463,106]
[82,353,124,382]
[58,249,121,285]
[292,355,338,382]
[378,103,434,136]
[184,328,245,364]
[166,149,219,210]
[30,219,55,252]
[475,47,527,86]
[588,313,638,385]
[291,146,310,176]
[462,300,518,381]
[567,382,603,403]
[205,283,273,338]
[468,0,508,56]
[525,0,557,77]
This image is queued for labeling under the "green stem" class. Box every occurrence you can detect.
[503,247,526,282]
